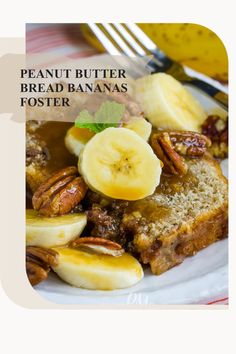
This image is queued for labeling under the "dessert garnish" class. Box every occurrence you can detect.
[78,127,162,200]
[70,237,124,257]
[75,100,125,133]
[32,166,88,217]
[201,115,228,158]
[151,131,211,175]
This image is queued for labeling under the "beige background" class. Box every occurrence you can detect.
[0,2,235,354]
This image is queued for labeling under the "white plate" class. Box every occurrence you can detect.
[35,64,228,305]
[36,160,228,305]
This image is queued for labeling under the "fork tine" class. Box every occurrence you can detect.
[124,24,165,68]
[88,24,228,109]
[87,23,121,55]
[125,24,157,51]
[102,23,164,70]
[101,23,136,57]
[112,23,146,56]
[88,23,148,78]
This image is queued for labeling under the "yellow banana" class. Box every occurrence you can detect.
[52,247,143,290]
[26,210,87,247]
[135,73,207,131]
[78,127,162,200]
[124,117,152,141]
[139,23,228,82]
[65,126,94,157]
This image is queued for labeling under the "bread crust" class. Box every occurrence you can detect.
[144,204,228,275]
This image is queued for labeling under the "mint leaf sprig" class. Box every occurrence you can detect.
[75,101,125,133]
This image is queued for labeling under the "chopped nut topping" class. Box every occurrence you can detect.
[201,115,228,158]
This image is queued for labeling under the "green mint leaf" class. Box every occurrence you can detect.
[75,109,101,133]
[95,101,125,124]
[75,101,125,133]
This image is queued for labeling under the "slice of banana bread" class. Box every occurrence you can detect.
[121,156,228,275]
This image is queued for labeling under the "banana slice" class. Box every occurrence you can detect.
[26,209,87,247]
[65,126,94,157]
[52,247,144,290]
[123,117,152,141]
[135,73,207,132]
[78,127,162,200]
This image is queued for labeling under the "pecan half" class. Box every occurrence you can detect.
[70,237,124,257]
[26,261,49,286]
[151,131,211,175]
[168,131,211,156]
[32,166,88,217]
[151,132,188,175]
[26,246,59,286]
[26,246,59,267]
[201,115,228,158]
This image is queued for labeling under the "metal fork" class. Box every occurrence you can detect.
[88,23,228,110]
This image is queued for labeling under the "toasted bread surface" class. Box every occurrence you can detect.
[122,156,228,274]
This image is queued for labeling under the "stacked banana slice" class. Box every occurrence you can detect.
[135,73,207,132]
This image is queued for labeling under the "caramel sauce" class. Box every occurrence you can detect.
[157,170,199,195]
[126,199,170,222]
[26,121,77,207]
[56,247,138,269]
[36,121,77,173]
[126,170,199,223]
[70,126,94,143]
